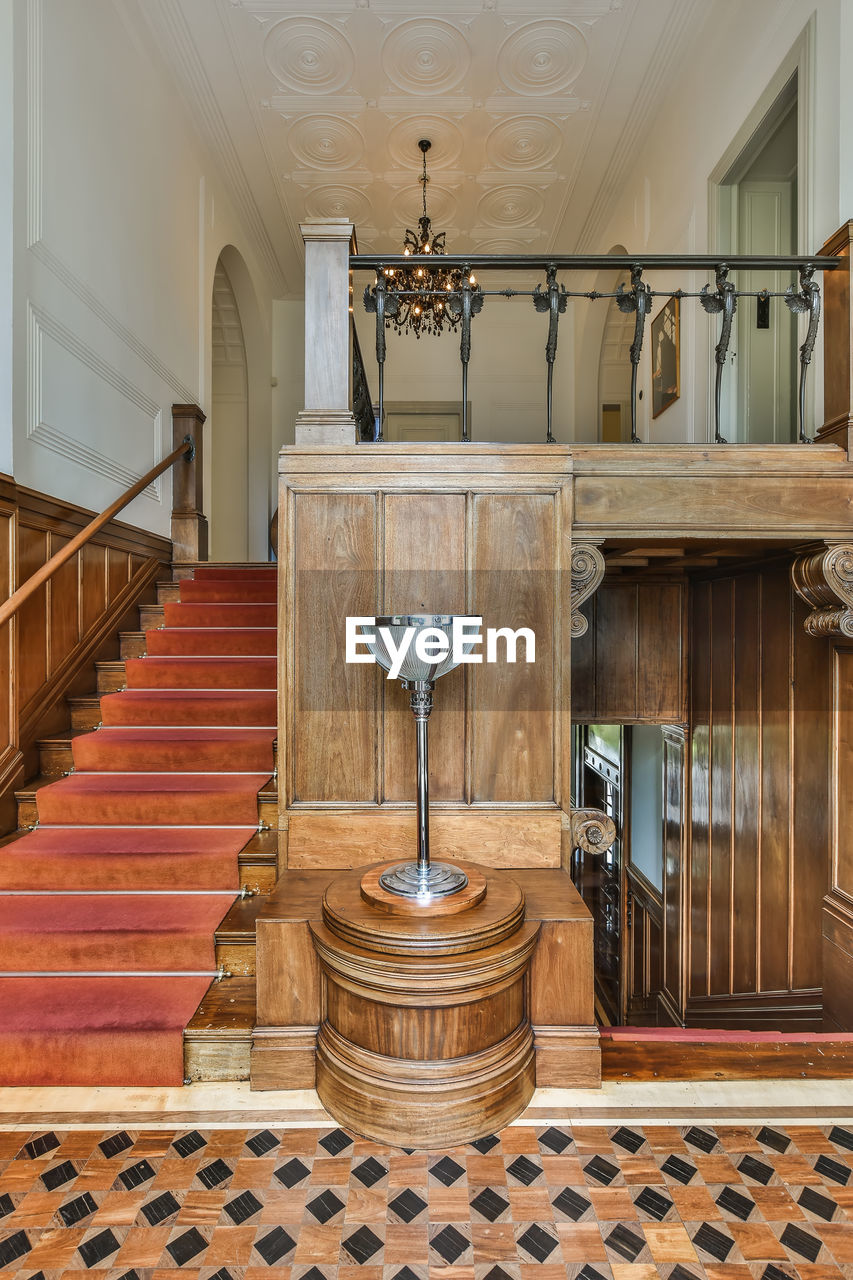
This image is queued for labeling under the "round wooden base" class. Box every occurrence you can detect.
[311,861,540,1149]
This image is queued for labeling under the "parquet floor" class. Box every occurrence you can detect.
[0,1121,851,1278]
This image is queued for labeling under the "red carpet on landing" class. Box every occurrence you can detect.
[0,566,276,1086]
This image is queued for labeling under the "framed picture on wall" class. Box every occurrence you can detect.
[651,295,680,418]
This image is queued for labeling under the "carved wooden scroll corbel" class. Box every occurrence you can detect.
[570,542,605,637]
[791,542,853,637]
[570,808,617,854]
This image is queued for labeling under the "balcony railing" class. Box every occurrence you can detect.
[351,252,839,447]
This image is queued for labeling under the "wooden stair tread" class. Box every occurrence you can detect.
[184,976,256,1036]
[238,829,278,862]
[216,894,267,942]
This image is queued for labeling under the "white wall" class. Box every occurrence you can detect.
[10,0,274,537]
[0,0,13,476]
[573,0,850,445]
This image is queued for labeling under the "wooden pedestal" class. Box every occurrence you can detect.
[252,865,600,1145]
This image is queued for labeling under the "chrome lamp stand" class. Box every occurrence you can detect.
[363,614,481,901]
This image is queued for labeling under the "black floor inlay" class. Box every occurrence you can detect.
[780,1222,822,1261]
[635,1185,673,1219]
[684,1126,718,1153]
[661,1154,696,1183]
[585,1154,620,1184]
[611,1125,645,1152]
[430,1223,469,1264]
[352,1156,386,1186]
[306,1189,345,1224]
[430,1156,465,1186]
[757,1126,790,1153]
[517,1223,559,1261]
[798,1185,836,1220]
[0,1230,30,1267]
[539,1125,572,1153]
[815,1153,851,1185]
[140,1191,180,1226]
[470,1186,510,1221]
[172,1130,206,1158]
[470,1133,500,1154]
[716,1185,755,1220]
[196,1158,232,1189]
[58,1192,98,1227]
[254,1226,295,1265]
[273,1157,310,1188]
[692,1221,734,1261]
[506,1154,542,1185]
[78,1228,120,1269]
[389,1188,427,1222]
[41,1159,77,1191]
[738,1154,774,1184]
[224,1190,263,1225]
[606,1223,645,1261]
[318,1128,352,1156]
[342,1224,383,1263]
[553,1185,591,1221]
[98,1131,133,1159]
[246,1129,279,1157]
[117,1158,155,1190]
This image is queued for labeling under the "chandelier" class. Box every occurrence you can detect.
[381,139,478,338]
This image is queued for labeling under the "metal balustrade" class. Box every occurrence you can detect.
[351,253,839,447]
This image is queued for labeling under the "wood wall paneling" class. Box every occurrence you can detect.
[290,491,377,804]
[687,565,830,1027]
[571,581,685,724]
[661,727,686,1021]
[0,476,172,835]
[825,646,853,1030]
[382,493,466,804]
[472,494,555,804]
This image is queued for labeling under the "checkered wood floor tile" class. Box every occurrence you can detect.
[0,1123,851,1277]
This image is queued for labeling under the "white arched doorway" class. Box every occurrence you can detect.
[210,257,250,561]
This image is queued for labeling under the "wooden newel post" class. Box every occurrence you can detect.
[817,221,853,456]
[171,403,208,563]
[294,218,357,446]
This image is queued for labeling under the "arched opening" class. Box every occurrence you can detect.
[210,258,249,561]
[208,245,272,562]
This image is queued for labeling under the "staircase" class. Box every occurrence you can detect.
[0,565,276,1086]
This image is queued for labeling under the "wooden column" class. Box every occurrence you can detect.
[294,219,357,446]
[817,221,853,456]
[170,404,207,563]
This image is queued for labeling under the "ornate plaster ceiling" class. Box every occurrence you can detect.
[134,0,707,295]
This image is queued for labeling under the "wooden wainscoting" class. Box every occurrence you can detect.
[825,644,853,1030]
[626,865,663,1024]
[277,444,574,870]
[687,564,830,1029]
[0,475,172,832]
[571,578,686,724]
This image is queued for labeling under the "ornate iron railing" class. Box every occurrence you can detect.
[353,253,838,446]
[351,318,377,442]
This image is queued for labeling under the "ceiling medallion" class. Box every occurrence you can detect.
[382,139,480,338]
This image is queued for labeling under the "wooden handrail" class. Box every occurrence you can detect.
[0,436,194,629]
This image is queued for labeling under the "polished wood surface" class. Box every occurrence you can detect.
[0,476,172,834]
[251,866,598,1102]
[626,865,663,1025]
[278,445,574,871]
[687,565,829,1028]
[359,862,487,915]
[825,645,853,1030]
[312,862,538,1146]
[661,726,687,1025]
[571,444,853,540]
[601,1033,853,1081]
[571,579,686,723]
[286,806,562,868]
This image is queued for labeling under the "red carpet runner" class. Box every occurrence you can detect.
[0,566,276,1086]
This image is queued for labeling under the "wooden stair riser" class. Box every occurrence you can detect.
[138,605,165,630]
[156,581,182,604]
[215,939,255,976]
[68,696,102,732]
[119,631,147,659]
[95,661,127,694]
[183,974,254,1083]
[37,736,76,778]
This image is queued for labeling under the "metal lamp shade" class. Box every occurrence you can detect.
[364,615,482,681]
